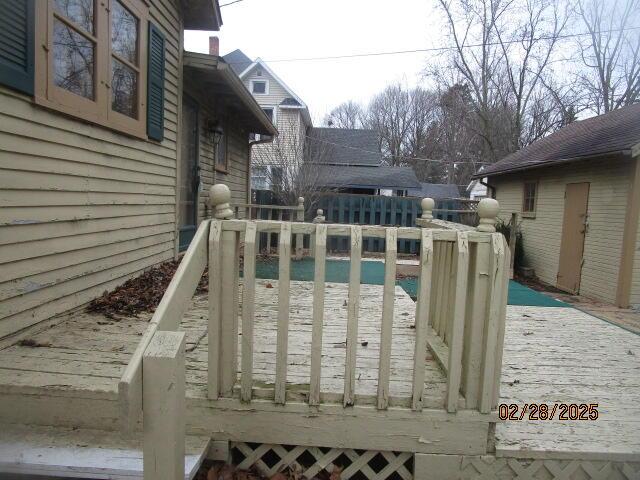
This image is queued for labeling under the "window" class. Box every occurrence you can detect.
[252,166,268,190]
[34,0,151,138]
[271,166,283,189]
[251,79,268,94]
[216,127,228,172]
[262,107,274,122]
[522,181,537,215]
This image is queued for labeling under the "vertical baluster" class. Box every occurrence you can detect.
[444,241,455,344]
[208,220,222,399]
[377,227,397,410]
[241,222,257,402]
[428,241,440,328]
[295,197,305,260]
[446,232,469,412]
[266,209,273,253]
[433,241,447,336]
[479,233,506,413]
[343,226,362,407]
[411,229,433,411]
[441,242,453,340]
[220,222,239,396]
[275,222,292,404]
[309,224,327,406]
[493,234,510,408]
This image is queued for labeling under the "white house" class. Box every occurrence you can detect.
[223,50,312,192]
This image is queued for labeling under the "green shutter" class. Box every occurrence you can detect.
[0,0,35,95]
[147,22,165,141]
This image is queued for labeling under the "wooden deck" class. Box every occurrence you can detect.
[0,281,638,461]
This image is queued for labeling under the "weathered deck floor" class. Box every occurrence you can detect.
[0,281,638,461]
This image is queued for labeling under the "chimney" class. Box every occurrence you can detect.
[209,36,219,56]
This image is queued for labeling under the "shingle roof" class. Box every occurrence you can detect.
[308,128,383,166]
[280,97,302,106]
[476,103,640,178]
[312,165,421,190]
[408,183,460,199]
[222,49,252,75]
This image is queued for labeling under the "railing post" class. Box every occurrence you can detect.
[295,196,305,260]
[310,209,325,258]
[415,197,434,228]
[476,198,499,233]
[143,331,186,480]
[209,184,238,397]
[509,212,517,279]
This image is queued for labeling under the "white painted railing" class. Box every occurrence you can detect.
[206,185,509,413]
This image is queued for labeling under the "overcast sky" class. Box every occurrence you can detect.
[184,0,443,124]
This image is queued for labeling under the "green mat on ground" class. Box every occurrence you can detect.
[255,258,570,308]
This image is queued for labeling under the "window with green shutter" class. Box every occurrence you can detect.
[147,22,165,142]
[0,0,35,96]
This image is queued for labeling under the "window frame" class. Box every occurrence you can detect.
[522,181,538,217]
[251,79,268,95]
[34,0,149,139]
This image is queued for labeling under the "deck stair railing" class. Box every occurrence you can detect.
[118,185,508,480]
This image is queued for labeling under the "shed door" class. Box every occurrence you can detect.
[557,182,590,294]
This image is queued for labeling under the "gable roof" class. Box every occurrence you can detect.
[476,103,640,178]
[312,165,421,190]
[409,183,459,199]
[308,128,383,166]
[222,49,252,75]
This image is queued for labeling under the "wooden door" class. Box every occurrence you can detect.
[557,183,590,293]
[178,96,199,251]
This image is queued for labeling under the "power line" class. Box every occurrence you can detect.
[225,25,640,64]
[304,134,491,165]
[220,0,246,7]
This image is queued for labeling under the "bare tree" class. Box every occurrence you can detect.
[575,0,640,114]
[324,101,365,128]
[251,112,333,206]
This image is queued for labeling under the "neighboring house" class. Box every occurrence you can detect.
[223,49,312,191]
[408,183,460,221]
[467,178,488,200]
[474,103,640,308]
[0,1,275,338]
[306,128,420,195]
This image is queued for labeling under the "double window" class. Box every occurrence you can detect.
[522,181,537,216]
[13,0,165,139]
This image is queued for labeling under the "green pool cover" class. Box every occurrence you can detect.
[255,258,570,308]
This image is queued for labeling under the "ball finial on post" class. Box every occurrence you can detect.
[297,197,305,208]
[421,198,435,220]
[209,183,234,219]
[313,209,325,223]
[477,198,500,232]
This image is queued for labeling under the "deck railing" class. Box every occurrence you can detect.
[118,185,508,479]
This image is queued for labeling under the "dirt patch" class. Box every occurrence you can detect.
[86,259,208,318]
[196,461,341,480]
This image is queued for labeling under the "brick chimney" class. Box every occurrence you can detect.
[209,36,219,56]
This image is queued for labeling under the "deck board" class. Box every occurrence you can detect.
[0,283,638,460]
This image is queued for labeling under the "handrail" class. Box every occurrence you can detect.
[118,219,210,435]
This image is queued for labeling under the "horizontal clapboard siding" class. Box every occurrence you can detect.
[491,157,632,304]
[0,0,183,338]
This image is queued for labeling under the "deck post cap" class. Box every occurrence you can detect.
[313,209,325,223]
[210,184,233,219]
[477,198,499,232]
[297,197,305,207]
[421,198,435,220]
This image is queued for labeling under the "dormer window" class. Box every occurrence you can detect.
[251,79,268,95]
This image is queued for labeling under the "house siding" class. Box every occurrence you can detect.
[244,66,290,108]
[490,157,632,304]
[0,0,183,338]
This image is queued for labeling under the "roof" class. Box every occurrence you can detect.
[408,183,460,199]
[183,52,277,136]
[181,0,223,30]
[476,103,640,178]
[312,165,421,190]
[280,97,302,107]
[222,49,252,75]
[308,128,383,166]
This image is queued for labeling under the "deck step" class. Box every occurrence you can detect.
[0,424,209,479]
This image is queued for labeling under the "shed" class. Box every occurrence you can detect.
[474,103,640,307]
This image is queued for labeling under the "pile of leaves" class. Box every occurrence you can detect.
[87,260,208,318]
[197,462,342,480]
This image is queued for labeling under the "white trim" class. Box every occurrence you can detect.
[240,59,307,109]
[250,79,269,95]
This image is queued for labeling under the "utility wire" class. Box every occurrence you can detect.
[225,25,640,64]
[220,0,246,7]
[304,134,492,165]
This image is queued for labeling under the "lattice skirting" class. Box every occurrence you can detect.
[416,454,640,480]
[230,442,413,480]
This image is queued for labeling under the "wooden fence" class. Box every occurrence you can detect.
[119,184,508,480]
